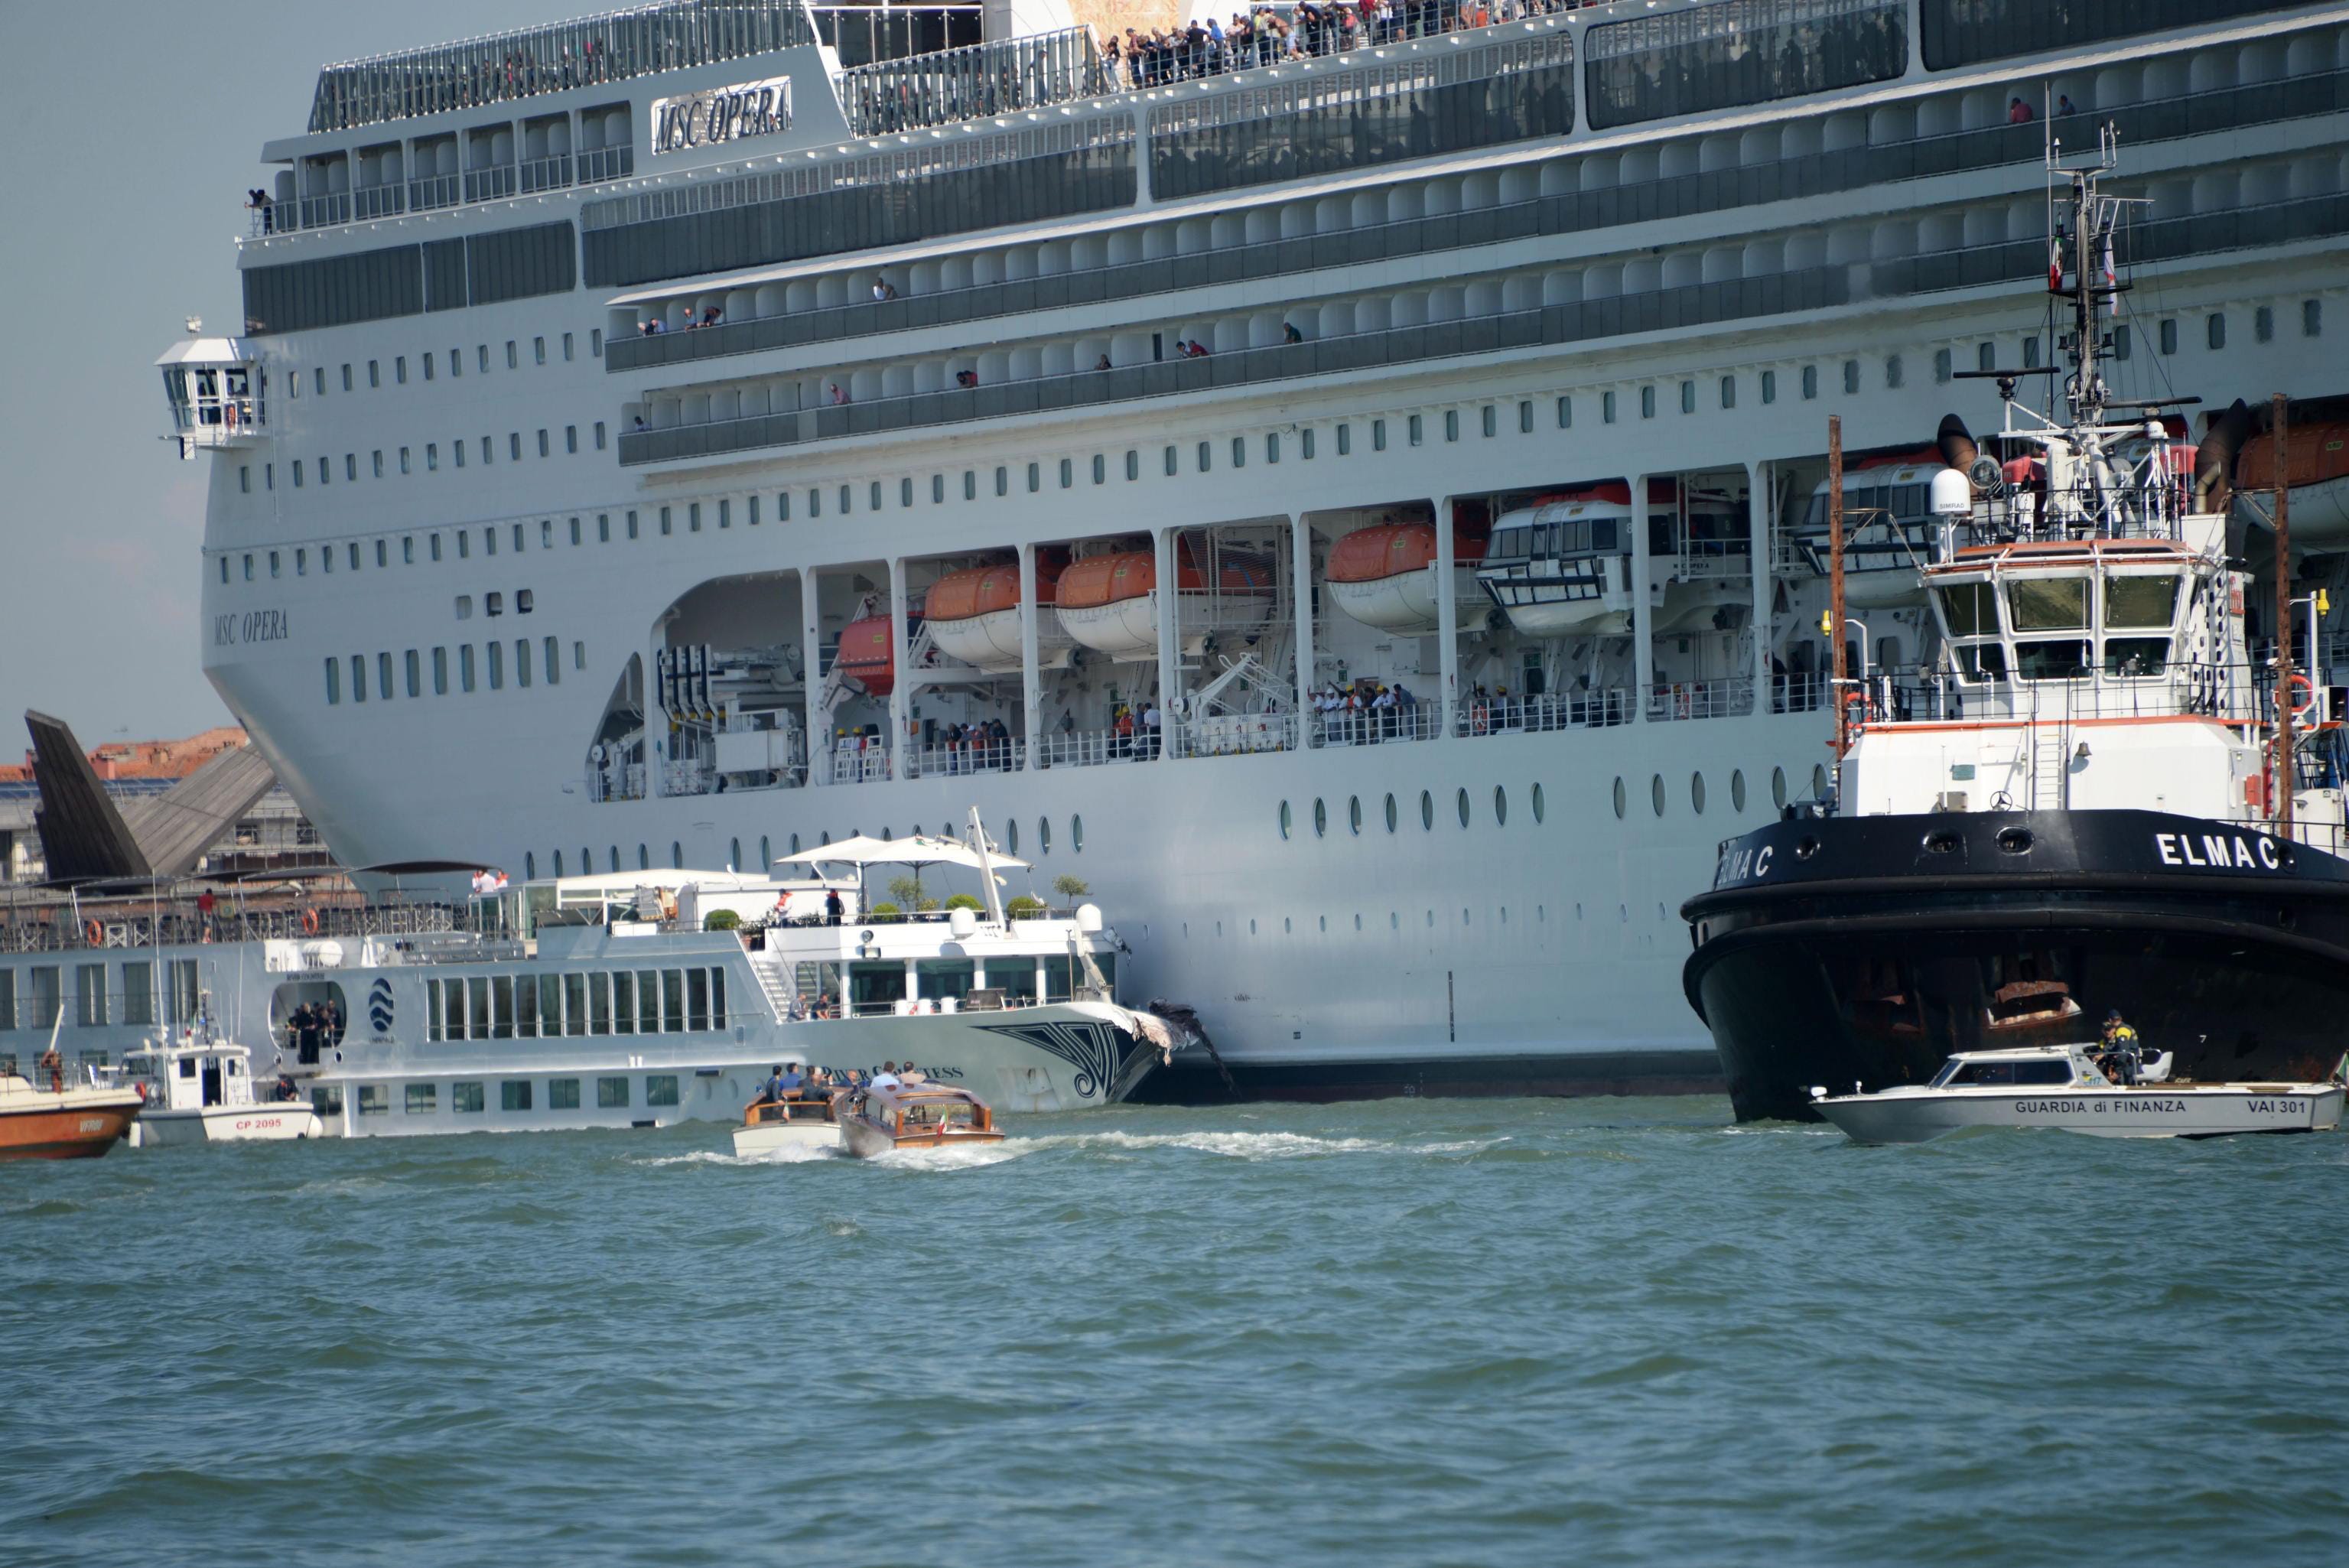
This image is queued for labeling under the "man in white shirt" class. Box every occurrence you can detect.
[867,1061,902,1092]
[1143,703,1162,758]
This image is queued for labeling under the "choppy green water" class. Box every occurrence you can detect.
[5,1098,2346,1566]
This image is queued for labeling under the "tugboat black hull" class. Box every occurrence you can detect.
[1682,810,2349,1121]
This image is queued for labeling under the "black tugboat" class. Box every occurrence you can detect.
[1682,137,2349,1121]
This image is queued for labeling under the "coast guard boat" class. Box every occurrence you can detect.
[1811,1043,2344,1143]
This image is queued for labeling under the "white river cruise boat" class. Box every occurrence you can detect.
[158,0,2349,1100]
[0,822,1172,1138]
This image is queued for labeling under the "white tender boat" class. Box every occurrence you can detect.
[730,1087,842,1156]
[110,1025,323,1147]
[1812,1045,2343,1144]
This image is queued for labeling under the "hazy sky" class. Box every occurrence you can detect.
[0,0,562,749]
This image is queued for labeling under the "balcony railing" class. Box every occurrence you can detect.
[408,172,462,211]
[620,183,2349,467]
[578,145,635,184]
[836,25,1107,136]
[903,738,1023,779]
[604,55,2349,376]
[352,184,406,220]
[307,0,818,134]
[519,152,574,194]
[1314,703,1442,748]
[464,166,519,203]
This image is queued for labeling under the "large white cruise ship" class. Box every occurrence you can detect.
[162,0,2349,1099]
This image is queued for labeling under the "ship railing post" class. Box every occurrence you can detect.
[1020,542,1042,771]
[1290,515,1314,749]
[888,556,912,783]
[1436,496,1459,740]
[802,566,827,787]
[1156,525,1179,762]
[1630,472,1652,724]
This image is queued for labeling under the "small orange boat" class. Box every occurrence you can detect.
[0,1048,145,1160]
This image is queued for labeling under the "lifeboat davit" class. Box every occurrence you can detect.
[924,562,1053,673]
[2236,420,2349,544]
[1053,548,1272,662]
[1326,523,1488,636]
[833,616,894,697]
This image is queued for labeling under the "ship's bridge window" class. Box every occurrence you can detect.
[2103,574,2180,676]
[2010,576,2092,681]
[1935,581,1998,638]
[2006,578,2088,633]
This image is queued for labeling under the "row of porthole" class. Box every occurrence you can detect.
[1280,783,1547,840]
[1609,765,1830,821]
[1177,900,1679,937]
[1275,766,1828,838]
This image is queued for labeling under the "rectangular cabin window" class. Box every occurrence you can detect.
[564,974,587,1034]
[491,976,514,1039]
[2104,575,2179,629]
[2007,578,2089,633]
[646,1074,680,1108]
[1937,582,1999,638]
[636,971,660,1034]
[453,1082,484,1114]
[2014,641,2093,682]
[516,974,538,1037]
[611,971,636,1034]
[589,974,612,1035]
[597,1075,629,1108]
[502,1080,532,1111]
[407,1082,435,1115]
[538,974,563,1037]
[685,969,708,1032]
[549,1078,580,1109]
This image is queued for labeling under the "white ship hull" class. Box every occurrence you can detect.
[131,1103,323,1147]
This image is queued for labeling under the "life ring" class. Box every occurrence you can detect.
[84,919,102,947]
[301,907,320,935]
[1841,689,1870,725]
[2288,672,2318,717]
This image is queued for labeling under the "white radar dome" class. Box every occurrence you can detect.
[1930,468,1974,516]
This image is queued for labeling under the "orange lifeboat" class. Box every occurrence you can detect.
[1326,523,1489,636]
[925,561,1056,673]
[1054,546,1271,661]
[833,616,895,697]
[2237,420,2349,543]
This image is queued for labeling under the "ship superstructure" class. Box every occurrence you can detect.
[162,0,2349,1098]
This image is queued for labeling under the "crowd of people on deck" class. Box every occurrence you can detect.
[1102,0,1599,89]
[1315,679,1420,743]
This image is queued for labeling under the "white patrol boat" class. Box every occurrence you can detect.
[1811,1044,2344,1144]
[110,1019,324,1147]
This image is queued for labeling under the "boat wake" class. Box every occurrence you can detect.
[1020,1129,1505,1160]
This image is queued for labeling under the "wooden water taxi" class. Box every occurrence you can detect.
[731,1091,842,1156]
[838,1081,1002,1159]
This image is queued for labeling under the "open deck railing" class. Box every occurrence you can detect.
[307,0,816,134]
[837,24,1104,135]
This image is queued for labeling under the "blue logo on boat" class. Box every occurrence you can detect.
[368,978,395,1035]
